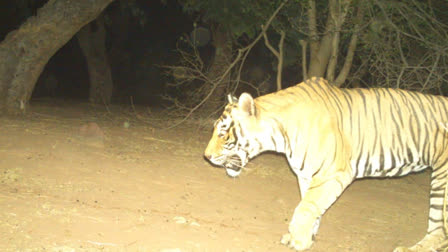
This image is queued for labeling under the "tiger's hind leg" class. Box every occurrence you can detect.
[393,230,446,252]
[394,168,448,252]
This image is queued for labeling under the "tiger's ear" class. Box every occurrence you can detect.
[238,92,256,116]
[227,94,238,104]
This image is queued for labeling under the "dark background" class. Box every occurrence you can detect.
[0,0,201,105]
[2,0,446,108]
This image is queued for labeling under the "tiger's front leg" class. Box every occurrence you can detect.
[280,201,320,250]
[281,169,353,251]
[297,175,322,236]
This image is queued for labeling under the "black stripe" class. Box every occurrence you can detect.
[408,91,428,121]
[378,145,385,173]
[421,124,430,165]
[428,216,443,223]
[429,192,445,198]
[373,88,382,118]
[300,150,308,171]
[271,136,277,150]
[341,88,354,105]
[408,117,417,160]
[232,126,239,140]
[406,147,414,163]
[355,89,368,114]
[371,112,379,166]
[431,168,447,181]
[432,116,446,163]
[324,87,345,129]
[255,138,263,150]
[389,90,405,127]
[312,160,325,177]
[394,164,405,176]
[389,149,396,170]
[311,81,334,112]
[408,93,427,157]
[306,80,327,103]
[429,204,443,210]
[407,100,420,144]
[341,89,353,131]
[430,183,445,192]
[436,96,448,121]
[364,152,372,176]
[422,94,438,122]
[427,226,444,234]
[297,85,313,100]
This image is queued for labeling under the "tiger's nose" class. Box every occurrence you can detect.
[204,153,212,160]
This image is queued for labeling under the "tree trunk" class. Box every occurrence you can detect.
[334,3,364,86]
[303,0,358,87]
[77,15,113,104]
[326,0,351,83]
[201,24,232,114]
[0,0,114,114]
[307,1,335,78]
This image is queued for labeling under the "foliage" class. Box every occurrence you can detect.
[180,0,286,39]
[118,0,147,27]
[170,0,448,122]
[356,0,448,93]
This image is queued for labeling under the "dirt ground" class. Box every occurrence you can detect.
[0,99,431,252]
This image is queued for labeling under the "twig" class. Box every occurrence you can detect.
[300,40,308,80]
[166,0,289,129]
[422,53,440,90]
[262,28,285,91]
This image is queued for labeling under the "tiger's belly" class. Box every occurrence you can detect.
[351,158,430,178]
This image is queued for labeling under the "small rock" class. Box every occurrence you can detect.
[78,122,105,148]
[79,122,104,138]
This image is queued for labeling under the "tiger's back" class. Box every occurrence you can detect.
[289,79,448,178]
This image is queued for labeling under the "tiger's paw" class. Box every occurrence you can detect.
[280,232,313,251]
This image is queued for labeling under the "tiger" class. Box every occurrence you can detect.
[204,77,448,251]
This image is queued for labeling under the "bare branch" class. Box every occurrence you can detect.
[277,31,285,91]
[262,26,280,57]
[308,0,336,77]
[373,0,447,50]
[335,2,363,86]
[326,0,351,83]
[166,0,290,129]
[422,53,441,90]
[300,40,308,81]
[396,33,408,67]
[307,0,319,52]
[334,29,358,86]
[262,28,285,91]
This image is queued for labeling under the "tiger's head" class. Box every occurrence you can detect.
[204,92,266,177]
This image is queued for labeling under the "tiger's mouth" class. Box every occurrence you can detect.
[226,167,242,177]
[222,154,245,177]
[225,162,242,178]
[205,154,245,178]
